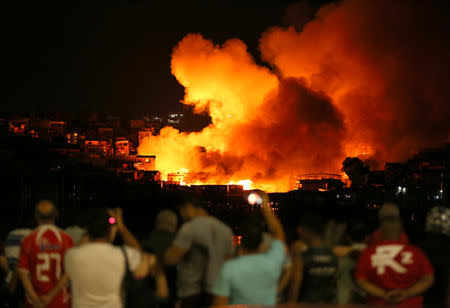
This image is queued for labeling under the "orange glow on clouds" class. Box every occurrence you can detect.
[139,0,450,192]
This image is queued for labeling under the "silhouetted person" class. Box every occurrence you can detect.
[368,203,408,246]
[289,212,338,303]
[419,206,450,308]
[165,193,233,308]
[355,203,435,308]
[64,211,87,246]
[336,220,369,304]
[56,208,167,308]
[212,191,286,305]
[143,209,178,308]
[18,200,74,308]
[3,223,32,308]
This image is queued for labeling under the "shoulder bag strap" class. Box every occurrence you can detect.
[120,245,131,273]
[120,246,132,307]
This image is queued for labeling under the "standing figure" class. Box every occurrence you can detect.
[289,212,338,304]
[18,200,74,308]
[355,203,435,308]
[165,193,233,308]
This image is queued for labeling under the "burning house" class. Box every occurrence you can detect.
[190,184,244,195]
[134,155,156,171]
[138,128,154,145]
[167,171,187,185]
[296,173,345,191]
[136,1,449,192]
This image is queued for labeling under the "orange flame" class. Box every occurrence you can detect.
[139,1,450,192]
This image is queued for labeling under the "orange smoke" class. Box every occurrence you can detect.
[139,0,450,192]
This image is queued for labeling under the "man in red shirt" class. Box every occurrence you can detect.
[355,203,434,307]
[18,200,74,308]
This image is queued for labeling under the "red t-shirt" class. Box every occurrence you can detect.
[18,225,74,308]
[355,241,434,308]
[368,229,409,246]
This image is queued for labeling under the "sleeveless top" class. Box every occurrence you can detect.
[298,246,338,303]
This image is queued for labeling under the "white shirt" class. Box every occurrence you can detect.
[65,243,141,308]
[64,226,86,245]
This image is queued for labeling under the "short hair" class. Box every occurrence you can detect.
[155,209,178,231]
[35,200,58,222]
[239,217,264,250]
[86,208,111,239]
[379,203,401,221]
[299,212,326,236]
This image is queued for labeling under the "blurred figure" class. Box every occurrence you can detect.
[144,209,178,261]
[336,220,369,304]
[212,191,286,305]
[289,212,338,303]
[143,209,178,308]
[3,226,32,307]
[64,211,87,246]
[0,240,9,308]
[18,200,74,308]
[56,208,167,308]
[418,206,450,308]
[355,203,434,308]
[165,193,233,308]
[260,232,292,302]
[368,203,409,246]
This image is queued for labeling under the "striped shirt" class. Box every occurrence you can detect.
[4,228,33,269]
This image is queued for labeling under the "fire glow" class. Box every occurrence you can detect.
[139,0,450,192]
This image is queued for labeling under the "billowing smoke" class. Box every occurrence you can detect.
[139,0,450,191]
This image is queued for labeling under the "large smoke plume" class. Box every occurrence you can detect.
[139,0,450,191]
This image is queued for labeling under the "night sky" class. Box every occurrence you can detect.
[3,1,332,118]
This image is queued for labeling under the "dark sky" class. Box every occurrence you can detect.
[2,1,332,118]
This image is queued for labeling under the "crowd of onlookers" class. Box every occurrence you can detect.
[0,191,449,308]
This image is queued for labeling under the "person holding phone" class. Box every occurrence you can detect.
[212,190,287,306]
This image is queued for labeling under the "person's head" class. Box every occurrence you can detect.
[176,192,206,221]
[86,208,116,241]
[35,200,58,225]
[347,220,370,244]
[379,202,403,241]
[297,212,326,244]
[155,209,178,233]
[239,216,264,252]
[425,206,450,237]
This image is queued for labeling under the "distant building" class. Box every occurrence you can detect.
[134,155,156,171]
[138,128,154,145]
[408,144,449,201]
[27,119,67,141]
[167,172,187,185]
[9,119,29,135]
[130,120,145,129]
[83,140,113,156]
[115,137,130,156]
[66,131,81,144]
[190,184,244,195]
[296,173,345,191]
[98,127,114,141]
[48,121,67,136]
